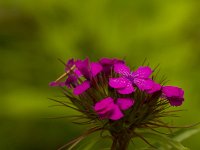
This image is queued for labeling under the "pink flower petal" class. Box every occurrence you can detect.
[75,58,90,79]
[162,86,184,97]
[169,98,184,106]
[162,86,184,106]
[117,80,135,94]
[94,97,114,114]
[73,80,90,95]
[109,105,124,120]
[65,58,75,72]
[49,81,65,87]
[132,66,152,78]
[114,63,130,75]
[99,58,115,65]
[91,62,103,77]
[49,81,58,86]
[116,98,134,110]
[99,58,124,65]
[146,82,161,94]
[109,77,129,88]
[134,78,154,91]
[74,69,82,77]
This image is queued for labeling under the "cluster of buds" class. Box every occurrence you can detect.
[50,58,184,149]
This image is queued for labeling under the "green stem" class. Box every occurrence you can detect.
[111,133,131,150]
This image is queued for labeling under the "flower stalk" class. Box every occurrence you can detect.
[110,129,132,150]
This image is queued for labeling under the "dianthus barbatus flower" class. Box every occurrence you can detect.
[162,86,184,106]
[73,58,102,95]
[49,58,80,87]
[94,97,134,120]
[99,58,124,75]
[50,58,103,95]
[109,63,161,94]
[49,57,186,150]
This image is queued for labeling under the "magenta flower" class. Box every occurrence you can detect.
[65,74,78,88]
[109,64,161,94]
[146,82,162,94]
[94,97,134,120]
[162,86,184,106]
[65,58,75,71]
[99,57,124,75]
[49,59,80,87]
[109,64,135,94]
[75,58,102,79]
[49,81,66,87]
[64,59,83,88]
[132,66,154,90]
[49,58,103,95]
[73,80,91,95]
[73,58,102,95]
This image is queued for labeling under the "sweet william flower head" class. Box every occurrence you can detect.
[162,86,184,106]
[49,57,185,150]
[50,57,184,120]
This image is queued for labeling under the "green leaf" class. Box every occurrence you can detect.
[139,132,189,150]
[76,134,100,150]
[68,136,85,150]
[170,128,200,142]
[76,130,112,150]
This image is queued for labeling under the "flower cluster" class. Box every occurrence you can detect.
[50,58,184,121]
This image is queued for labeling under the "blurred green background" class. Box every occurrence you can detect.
[0,0,200,149]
